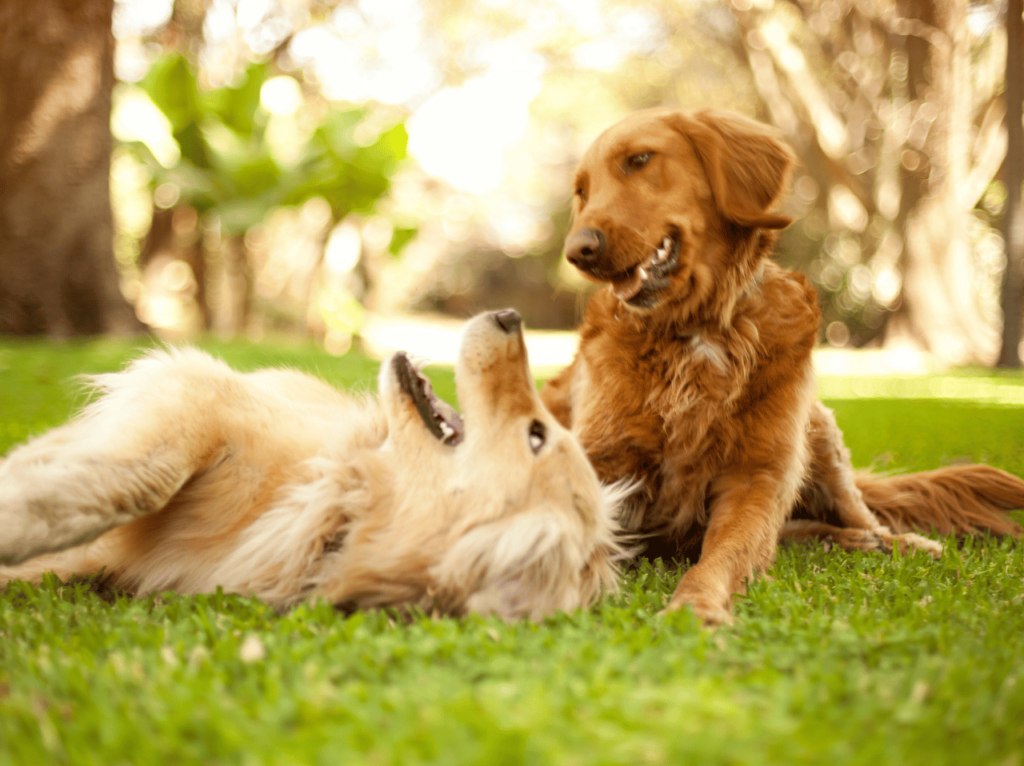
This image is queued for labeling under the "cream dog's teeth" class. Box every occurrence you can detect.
[638,266,649,281]
[408,354,430,372]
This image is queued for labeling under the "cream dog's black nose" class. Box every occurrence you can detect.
[493,309,522,333]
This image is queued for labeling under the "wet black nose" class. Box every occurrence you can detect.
[564,228,606,272]
[493,309,522,334]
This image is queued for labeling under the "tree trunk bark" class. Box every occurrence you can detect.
[888,0,1000,363]
[0,0,139,336]
[998,0,1024,367]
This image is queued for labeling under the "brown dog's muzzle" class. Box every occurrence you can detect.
[564,228,607,277]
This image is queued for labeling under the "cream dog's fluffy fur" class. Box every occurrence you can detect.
[0,310,623,619]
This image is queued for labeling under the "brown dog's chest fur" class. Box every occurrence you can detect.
[547,261,820,547]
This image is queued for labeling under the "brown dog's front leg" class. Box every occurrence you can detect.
[665,472,792,626]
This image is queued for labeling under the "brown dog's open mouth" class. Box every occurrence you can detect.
[611,232,680,304]
[392,353,464,445]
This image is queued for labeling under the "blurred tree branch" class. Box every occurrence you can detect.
[732,0,1009,363]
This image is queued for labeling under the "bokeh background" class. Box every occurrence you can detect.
[1,0,1021,368]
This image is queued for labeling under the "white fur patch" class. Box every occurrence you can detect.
[690,333,729,373]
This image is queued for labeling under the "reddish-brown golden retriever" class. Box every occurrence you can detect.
[542,107,1024,625]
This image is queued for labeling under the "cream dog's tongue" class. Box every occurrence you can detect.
[612,268,645,301]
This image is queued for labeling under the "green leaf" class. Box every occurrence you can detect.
[368,122,409,165]
[140,54,202,133]
[213,193,280,234]
[204,63,268,139]
[388,226,418,256]
[173,122,212,169]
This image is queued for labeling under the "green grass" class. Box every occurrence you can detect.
[2,337,1024,765]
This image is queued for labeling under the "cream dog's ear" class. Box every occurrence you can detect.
[670,108,795,231]
[430,508,597,621]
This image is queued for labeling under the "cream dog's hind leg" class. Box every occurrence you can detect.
[0,352,222,566]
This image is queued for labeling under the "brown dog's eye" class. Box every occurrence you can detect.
[627,153,652,170]
[575,187,586,204]
[528,420,547,454]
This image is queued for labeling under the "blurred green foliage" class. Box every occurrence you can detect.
[129,53,410,236]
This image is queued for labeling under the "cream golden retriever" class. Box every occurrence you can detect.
[542,107,1024,625]
[0,310,622,620]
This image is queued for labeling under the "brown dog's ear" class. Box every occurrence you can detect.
[671,109,795,230]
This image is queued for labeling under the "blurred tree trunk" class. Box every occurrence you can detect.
[0,0,138,336]
[998,0,1023,367]
[214,234,253,336]
[886,0,998,362]
[731,0,1006,363]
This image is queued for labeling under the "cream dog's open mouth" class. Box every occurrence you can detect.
[392,352,464,445]
[611,232,680,303]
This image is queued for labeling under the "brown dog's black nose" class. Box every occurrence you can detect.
[564,228,606,272]
[493,309,522,334]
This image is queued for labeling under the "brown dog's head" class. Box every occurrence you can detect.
[565,108,795,313]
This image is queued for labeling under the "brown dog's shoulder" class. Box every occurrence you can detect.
[755,260,817,308]
[539,362,575,429]
[742,263,820,363]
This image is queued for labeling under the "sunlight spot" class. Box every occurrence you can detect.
[113,0,173,39]
[572,39,626,70]
[872,267,901,307]
[829,186,868,232]
[153,182,179,209]
[111,86,180,168]
[236,0,273,31]
[203,0,236,44]
[324,221,362,275]
[407,45,545,192]
[260,76,302,117]
[826,321,850,347]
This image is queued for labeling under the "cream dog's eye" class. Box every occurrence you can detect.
[528,420,547,454]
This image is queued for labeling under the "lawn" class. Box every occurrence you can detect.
[2,337,1024,766]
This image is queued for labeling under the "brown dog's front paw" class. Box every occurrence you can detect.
[831,528,888,553]
[662,591,734,627]
[881,531,944,559]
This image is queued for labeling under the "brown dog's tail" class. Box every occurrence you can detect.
[855,465,1024,537]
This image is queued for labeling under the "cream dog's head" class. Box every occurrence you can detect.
[324,309,624,620]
